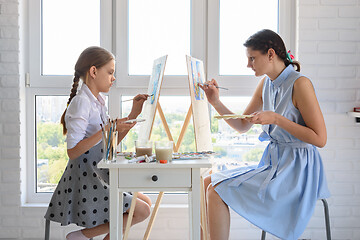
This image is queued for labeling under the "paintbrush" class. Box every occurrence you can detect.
[203,83,229,90]
[121,94,154,102]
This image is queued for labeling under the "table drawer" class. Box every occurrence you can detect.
[118,168,191,188]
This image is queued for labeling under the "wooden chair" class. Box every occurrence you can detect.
[260,199,331,240]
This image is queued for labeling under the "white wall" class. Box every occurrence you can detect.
[0,0,359,239]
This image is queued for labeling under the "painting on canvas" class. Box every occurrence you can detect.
[138,55,168,141]
[186,55,213,151]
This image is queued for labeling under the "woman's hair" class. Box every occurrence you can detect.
[60,46,114,135]
[244,29,300,72]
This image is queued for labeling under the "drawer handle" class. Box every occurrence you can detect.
[151,175,158,182]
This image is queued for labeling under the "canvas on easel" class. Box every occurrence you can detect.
[138,55,168,141]
[186,55,213,152]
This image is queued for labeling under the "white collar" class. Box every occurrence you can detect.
[80,83,106,106]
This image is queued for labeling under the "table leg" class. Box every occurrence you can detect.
[109,169,120,240]
[143,191,164,240]
[200,175,209,240]
[191,169,201,240]
[123,192,138,240]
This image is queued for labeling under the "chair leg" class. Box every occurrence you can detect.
[45,219,50,240]
[261,230,266,240]
[321,199,331,240]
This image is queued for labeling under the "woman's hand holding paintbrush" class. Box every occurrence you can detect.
[199,79,224,106]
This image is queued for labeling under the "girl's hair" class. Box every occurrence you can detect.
[244,29,300,72]
[60,46,114,135]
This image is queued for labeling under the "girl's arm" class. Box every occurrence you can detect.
[68,120,135,160]
[116,93,148,144]
[249,77,327,147]
[67,130,103,160]
[201,78,264,134]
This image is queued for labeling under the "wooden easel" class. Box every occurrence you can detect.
[142,101,195,240]
[124,55,211,240]
[122,100,209,240]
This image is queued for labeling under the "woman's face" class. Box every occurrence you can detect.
[94,60,115,93]
[246,48,270,77]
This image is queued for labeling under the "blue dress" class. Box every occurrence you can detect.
[211,65,330,240]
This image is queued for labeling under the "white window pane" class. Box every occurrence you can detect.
[42,0,100,75]
[36,96,67,192]
[219,0,278,75]
[129,0,191,75]
[210,97,267,170]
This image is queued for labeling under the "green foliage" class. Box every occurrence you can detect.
[211,119,219,133]
[37,122,65,147]
[37,122,68,184]
[213,146,226,156]
[242,148,264,162]
[36,112,264,188]
[48,157,68,184]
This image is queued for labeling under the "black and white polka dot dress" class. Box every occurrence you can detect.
[44,142,133,228]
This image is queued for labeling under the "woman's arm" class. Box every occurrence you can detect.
[201,78,264,134]
[287,76,326,147]
[248,77,327,147]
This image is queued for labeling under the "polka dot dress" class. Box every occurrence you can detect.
[44,142,133,228]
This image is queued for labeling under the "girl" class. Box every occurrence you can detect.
[44,46,152,240]
[200,29,330,240]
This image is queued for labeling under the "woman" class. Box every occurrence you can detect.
[201,29,330,240]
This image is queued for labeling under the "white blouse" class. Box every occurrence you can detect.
[65,84,108,149]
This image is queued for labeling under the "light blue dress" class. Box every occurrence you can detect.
[211,65,330,240]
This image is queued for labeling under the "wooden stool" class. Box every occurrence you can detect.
[260,199,331,240]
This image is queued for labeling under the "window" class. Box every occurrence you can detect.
[26,0,295,203]
[208,0,296,91]
[210,97,268,171]
[35,95,109,193]
[28,0,111,87]
[36,96,67,193]
[121,96,196,153]
[128,0,191,75]
[116,0,206,88]
[219,0,278,75]
[42,0,100,76]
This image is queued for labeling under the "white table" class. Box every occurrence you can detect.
[98,158,212,240]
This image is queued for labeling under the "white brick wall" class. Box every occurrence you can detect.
[0,0,359,239]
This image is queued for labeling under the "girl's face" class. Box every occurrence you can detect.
[246,48,271,77]
[93,60,115,93]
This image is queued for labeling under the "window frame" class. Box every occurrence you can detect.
[115,0,207,90]
[25,0,296,204]
[207,0,297,97]
[28,0,112,88]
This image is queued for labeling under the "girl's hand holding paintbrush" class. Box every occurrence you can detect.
[128,94,150,119]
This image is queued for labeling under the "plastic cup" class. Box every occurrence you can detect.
[135,140,153,157]
[155,141,173,162]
